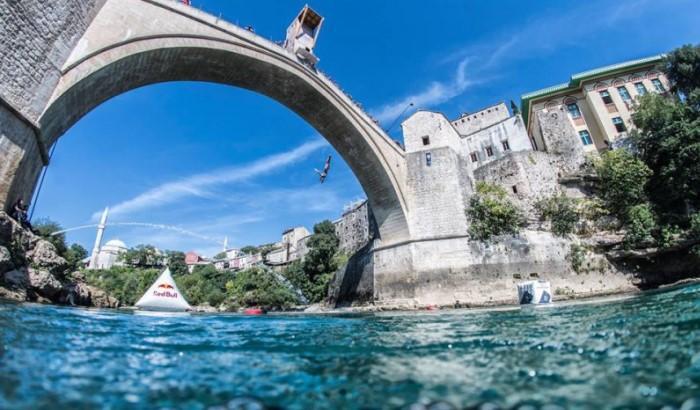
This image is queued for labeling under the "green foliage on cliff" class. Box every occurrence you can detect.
[225,267,298,309]
[467,182,525,241]
[281,220,340,303]
[623,203,657,249]
[631,45,700,219]
[594,150,652,220]
[535,194,579,237]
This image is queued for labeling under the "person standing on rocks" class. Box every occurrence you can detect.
[11,199,31,230]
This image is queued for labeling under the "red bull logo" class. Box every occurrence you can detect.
[154,283,177,298]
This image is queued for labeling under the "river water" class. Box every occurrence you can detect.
[1,284,700,410]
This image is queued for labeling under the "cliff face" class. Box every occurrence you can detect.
[0,212,118,307]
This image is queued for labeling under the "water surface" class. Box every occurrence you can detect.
[1,284,700,409]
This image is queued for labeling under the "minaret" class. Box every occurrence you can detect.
[88,207,109,269]
[223,236,228,253]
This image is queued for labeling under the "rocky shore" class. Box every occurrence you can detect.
[0,212,118,308]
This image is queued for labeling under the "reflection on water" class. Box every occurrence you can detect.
[1,284,700,409]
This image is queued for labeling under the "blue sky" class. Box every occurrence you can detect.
[33,0,700,257]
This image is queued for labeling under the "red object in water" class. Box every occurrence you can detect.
[425,305,437,311]
[244,308,265,315]
[182,0,191,5]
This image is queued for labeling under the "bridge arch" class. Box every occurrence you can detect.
[37,0,409,243]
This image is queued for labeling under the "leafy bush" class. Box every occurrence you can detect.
[688,212,700,240]
[175,264,234,306]
[594,150,652,220]
[84,266,160,305]
[567,244,586,274]
[467,182,525,241]
[623,203,657,249]
[535,194,579,237]
[225,267,298,309]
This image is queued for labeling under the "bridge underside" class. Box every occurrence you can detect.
[0,0,410,245]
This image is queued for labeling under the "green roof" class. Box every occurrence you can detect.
[520,54,665,126]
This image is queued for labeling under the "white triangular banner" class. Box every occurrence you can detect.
[135,268,191,311]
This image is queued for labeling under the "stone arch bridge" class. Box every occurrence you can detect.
[0,0,408,244]
[1,0,586,307]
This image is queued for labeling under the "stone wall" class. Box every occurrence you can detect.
[0,105,44,210]
[0,0,107,121]
[371,231,636,308]
[473,151,563,214]
[536,108,586,173]
[405,147,473,238]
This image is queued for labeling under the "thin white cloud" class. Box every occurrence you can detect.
[371,57,473,124]
[95,138,327,220]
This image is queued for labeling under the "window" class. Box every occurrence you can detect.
[485,146,494,157]
[612,117,626,133]
[421,136,430,146]
[566,102,582,119]
[578,130,593,145]
[512,185,518,194]
[652,78,666,93]
[470,152,478,162]
[425,152,432,166]
[617,86,632,102]
[599,90,614,105]
[502,140,510,151]
[635,82,647,96]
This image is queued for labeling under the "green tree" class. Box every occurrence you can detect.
[120,244,162,267]
[33,218,67,255]
[535,194,579,237]
[281,220,340,303]
[64,243,88,271]
[165,250,188,276]
[213,251,227,260]
[594,150,652,220]
[466,182,525,241]
[631,45,700,220]
[225,267,297,309]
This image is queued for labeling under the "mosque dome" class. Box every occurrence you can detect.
[101,239,127,253]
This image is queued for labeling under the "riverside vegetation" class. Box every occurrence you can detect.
[466,45,700,274]
[82,220,342,310]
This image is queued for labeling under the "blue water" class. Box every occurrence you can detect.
[1,284,700,410]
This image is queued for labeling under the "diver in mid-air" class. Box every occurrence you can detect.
[315,155,332,183]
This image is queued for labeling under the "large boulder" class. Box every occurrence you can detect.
[3,268,29,289]
[27,267,63,299]
[26,239,68,277]
[0,246,12,274]
[60,282,120,308]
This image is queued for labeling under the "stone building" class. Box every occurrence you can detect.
[522,55,670,152]
[333,200,377,255]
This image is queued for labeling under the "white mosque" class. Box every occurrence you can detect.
[87,208,128,270]
[91,239,128,269]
